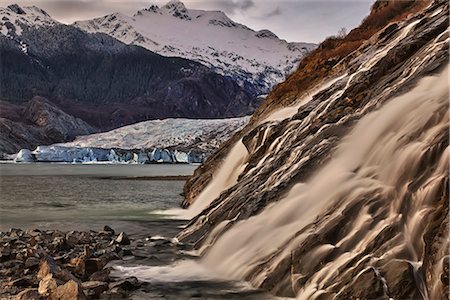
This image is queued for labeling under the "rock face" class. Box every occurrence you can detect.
[0,97,96,155]
[178,1,449,299]
[0,4,259,131]
[22,97,95,141]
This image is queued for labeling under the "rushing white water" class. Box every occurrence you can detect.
[340,19,421,94]
[113,260,224,283]
[160,139,249,219]
[262,75,346,124]
[201,67,449,299]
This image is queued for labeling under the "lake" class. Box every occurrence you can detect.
[0,163,279,299]
[0,163,196,233]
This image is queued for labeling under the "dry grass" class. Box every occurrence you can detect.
[253,0,432,120]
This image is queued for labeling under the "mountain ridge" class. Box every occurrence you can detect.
[0,3,261,153]
[73,0,316,95]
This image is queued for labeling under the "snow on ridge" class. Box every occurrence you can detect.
[73,0,317,93]
[0,4,57,37]
[59,117,250,153]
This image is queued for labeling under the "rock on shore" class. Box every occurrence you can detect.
[0,227,191,299]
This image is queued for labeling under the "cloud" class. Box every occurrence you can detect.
[240,0,254,10]
[7,0,374,43]
[202,0,255,15]
[264,6,281,18]
[10,0,149,23]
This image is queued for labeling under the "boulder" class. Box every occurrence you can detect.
[16,288,39,300]
[54,280,87,300]
[81,281,108,297]
[65,231,80,246]
[37,256,79,283]
[38,274,58,297]
[24,257,40,269]
[103,225,115,235]
[0,246,12,262]
[108,277,141,291]
[74,257,106,278]
[89,268,111,282]
[115,232,130,245]
[37,257,59,280]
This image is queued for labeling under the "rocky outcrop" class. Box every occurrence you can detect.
[178,0,449,298]
[22,97,95,141]
[0,97,96,155]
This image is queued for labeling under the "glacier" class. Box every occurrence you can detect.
[12,117,249,164]
[13,145,205,164]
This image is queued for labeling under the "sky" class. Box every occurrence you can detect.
[4,0,375,43]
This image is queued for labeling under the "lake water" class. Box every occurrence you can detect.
[0,163,196,233]
[0,163,278,299]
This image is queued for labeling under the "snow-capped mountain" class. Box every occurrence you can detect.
[0,4,56,53]
[74,0,316,94]
[0,4,56,33]
[1,3,259,136]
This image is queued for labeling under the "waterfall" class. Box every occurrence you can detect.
[201,67,449,299]
[161,139,249,219]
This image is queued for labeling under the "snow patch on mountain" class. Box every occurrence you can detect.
[74,0,316,94]
[0,4,56,37]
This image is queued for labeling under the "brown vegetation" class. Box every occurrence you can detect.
[252,0,432,120]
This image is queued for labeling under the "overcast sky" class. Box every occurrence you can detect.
[5,0,374,43]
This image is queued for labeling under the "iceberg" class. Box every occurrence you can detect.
[13,149,35,163]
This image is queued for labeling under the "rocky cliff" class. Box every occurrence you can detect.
[0,97,96,155]
[178,0,449,298]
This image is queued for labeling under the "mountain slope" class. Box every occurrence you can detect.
[74,0,316,94]
[0,97,96,155]
[174,0,449,298]
[0,4,259,131]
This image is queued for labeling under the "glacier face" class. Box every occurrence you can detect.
[14,145,205,164]
[73,0,316,94]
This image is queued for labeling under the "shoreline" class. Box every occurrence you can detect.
[0,225,194,299]
[96,175,191,181]
[0,224,277,299]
